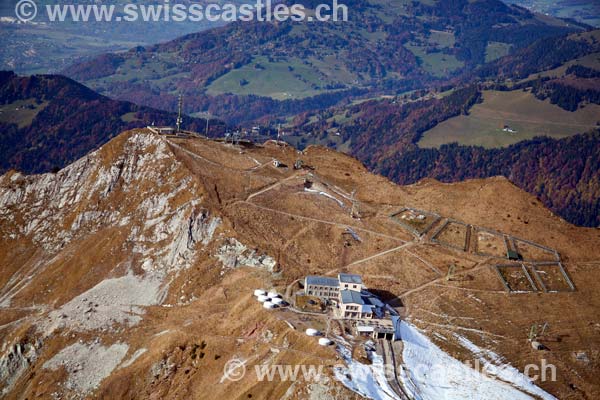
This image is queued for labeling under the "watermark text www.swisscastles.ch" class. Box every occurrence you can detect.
[14,0,349,24]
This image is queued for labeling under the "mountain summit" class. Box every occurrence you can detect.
[1,130,599,398]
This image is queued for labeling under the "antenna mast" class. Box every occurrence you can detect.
[176,93,183,133]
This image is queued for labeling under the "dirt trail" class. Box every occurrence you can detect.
[345,243,414,268]
[236,201,407,242]
[246,173,305,201]
[400,258,493,299]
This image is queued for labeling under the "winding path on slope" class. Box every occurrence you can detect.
[169,136,538,305]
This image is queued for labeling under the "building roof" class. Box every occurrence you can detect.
[364,295,384,308]
[361,304,374,313]
[340,290,364,305]
[338,273,362,285]
[305,276,339,287]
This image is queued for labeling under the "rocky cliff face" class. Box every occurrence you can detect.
[0,132,228,396]
[1,133,215,255]
[0,130,347,400]
[1,130,599,399]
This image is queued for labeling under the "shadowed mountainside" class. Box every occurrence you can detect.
[0,71,226,174]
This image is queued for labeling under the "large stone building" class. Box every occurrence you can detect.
[338,273,362,292]
[304,276,340,300]
[339,289,384,319]
[303,273,385,320]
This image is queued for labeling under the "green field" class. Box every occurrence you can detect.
[404,44,464,77]
[428,30,455,48]
[0,99,48,128]
[89,53,187,94]
[284,130,352,152]
[485,42,512,62]
[206,56,341,100]
[120,112,141,123]
[418,90,600,149]
[520,52,600,83]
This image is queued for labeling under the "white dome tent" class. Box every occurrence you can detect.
[263,301,278,309]
[257,295,270,303]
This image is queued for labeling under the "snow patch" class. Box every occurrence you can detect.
[398,321,557,400]
[120,348,147,369]
[334,344,399,400]
[304,188,345,208]
[456,335,557,400]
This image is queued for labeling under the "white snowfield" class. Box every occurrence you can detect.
[455,335,557,400]
[398,321,557,400]
[334,344,398,400]
[335,321,557,400]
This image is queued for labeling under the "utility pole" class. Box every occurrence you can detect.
[205,117,209,137]
[529,322,548,342]
[350,189,360,219]
[528,324,537,342]
[446,264,456,281]
[176,93,183,133]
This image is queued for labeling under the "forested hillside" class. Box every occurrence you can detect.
[0,71,225,174]
[288,81,600,227]
[381,131,600,227]
[62,0,582,124]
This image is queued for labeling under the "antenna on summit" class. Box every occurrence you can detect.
[277,123,286,148]
[176,93,183,133]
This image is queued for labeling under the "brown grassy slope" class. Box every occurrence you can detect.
[1,130,599,399]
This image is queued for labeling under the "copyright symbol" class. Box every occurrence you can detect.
[15,0,37,22]
[221,358,246,382]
